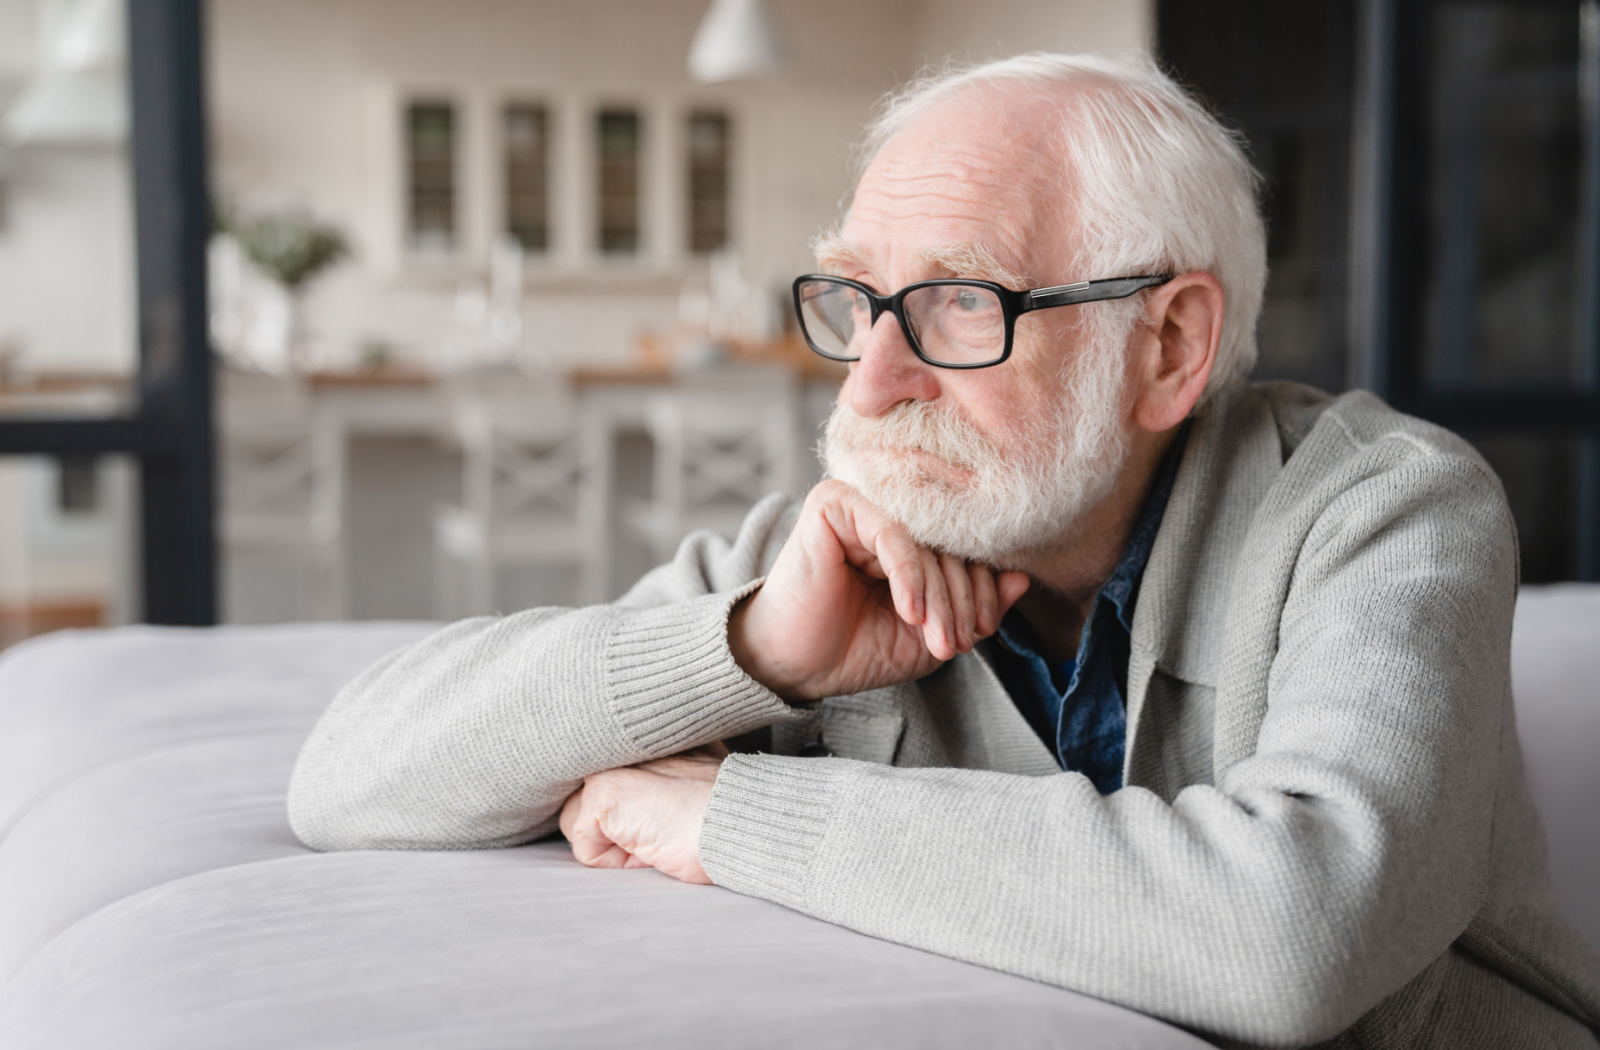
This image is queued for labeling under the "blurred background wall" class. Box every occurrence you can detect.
[1,0,1598,646]
[200,0,1149,375]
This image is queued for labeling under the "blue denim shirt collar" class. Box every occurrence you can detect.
[990,421,1191,792]
[1097,435,1180,637]
[997,420,1188,655]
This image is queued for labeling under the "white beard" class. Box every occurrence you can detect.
[821,336,1132,567]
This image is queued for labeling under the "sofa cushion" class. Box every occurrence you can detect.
[0,622,1209,1049]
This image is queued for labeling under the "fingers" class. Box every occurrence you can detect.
[559,765,716,886]
[875,526,929,626]
[561,782,634,870]
[915,548,953,659]
[970,563,999,636]
[996,570,1031,619]
[919,559,1027,656]
[812,484,927,625]
[585,842,636,869]
[557,783,583,841]
[851,502,949,641]
[808,480,1028,660]
[940,553,977,654]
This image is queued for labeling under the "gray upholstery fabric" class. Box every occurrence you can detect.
[1511,584,1600,951]
[0,623,1210,1049]
[0,590,1594,1046]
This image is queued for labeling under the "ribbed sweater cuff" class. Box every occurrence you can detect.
[605,581,789,755]
[698,753,845,909]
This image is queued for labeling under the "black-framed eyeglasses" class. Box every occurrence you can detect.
[792,272,1174,369]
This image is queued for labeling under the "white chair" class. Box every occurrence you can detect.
[432,386,604,617]
[624,367,803,564]
[217,372,344,621]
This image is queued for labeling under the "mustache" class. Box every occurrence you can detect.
[823,399,1003,473]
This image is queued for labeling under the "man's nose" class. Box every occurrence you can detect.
[846,312,941,418]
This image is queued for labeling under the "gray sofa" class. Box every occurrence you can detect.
[0,586,1595,1048]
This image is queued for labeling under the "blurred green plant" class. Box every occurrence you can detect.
[224,208,349,290]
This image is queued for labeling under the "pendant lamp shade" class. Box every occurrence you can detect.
[1,0,127,146]
[688,0,786,84]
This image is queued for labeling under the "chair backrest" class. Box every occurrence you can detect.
[449,385,585,525]
[1510,584,1600,950]
[218,374,325,538]
[643,368,801,520]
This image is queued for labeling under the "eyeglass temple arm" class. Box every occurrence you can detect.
[1023,274,1174,311]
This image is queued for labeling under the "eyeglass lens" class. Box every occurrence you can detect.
[797,281,870,359]
[797,279,1007,366]
[902,284,1006,365]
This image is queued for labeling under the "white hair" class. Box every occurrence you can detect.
[854,53,1267,400]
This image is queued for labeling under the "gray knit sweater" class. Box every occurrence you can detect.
[289,382,1600,1048]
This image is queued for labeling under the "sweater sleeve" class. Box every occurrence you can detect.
[288,494,804,852]
[698,451,1525,1046]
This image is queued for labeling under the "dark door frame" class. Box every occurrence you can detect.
[0,0,215,625]
[1349,0,1600,580]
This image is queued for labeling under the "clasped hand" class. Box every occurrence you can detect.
[559,480,1031,883]
[559,749,725,884]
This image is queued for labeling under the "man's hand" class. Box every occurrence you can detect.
[729,479,1031,701]
[558,751,724,884]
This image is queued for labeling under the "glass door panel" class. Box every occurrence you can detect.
[1420,1,1588,387]
[0,0,138,419]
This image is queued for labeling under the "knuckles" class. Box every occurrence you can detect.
[801,478,860,520]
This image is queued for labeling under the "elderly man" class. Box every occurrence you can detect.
[290,54,1600,1047]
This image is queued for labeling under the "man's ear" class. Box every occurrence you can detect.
[1127,271,1225,433]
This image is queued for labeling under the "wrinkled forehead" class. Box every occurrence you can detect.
[834,86,1078,284]
[813,233,1029,288]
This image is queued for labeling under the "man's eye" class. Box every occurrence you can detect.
[954,290,983,311]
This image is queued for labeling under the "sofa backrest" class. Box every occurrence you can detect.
[1510,584,1600,951]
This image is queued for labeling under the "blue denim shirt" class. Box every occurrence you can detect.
[988,425,1189,794]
